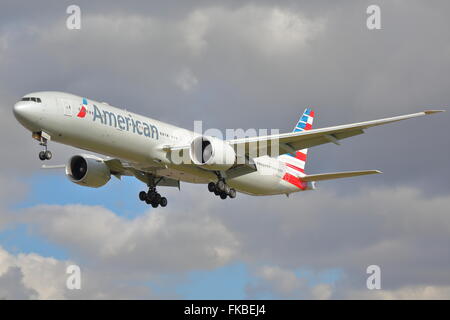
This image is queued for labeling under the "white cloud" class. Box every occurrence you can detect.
[257,266,305,296]
[3,182,450,299]
[346,285,450,300]
[15,251,68,299]
[247,265,334,299]
[258,7,325,55]
[180,6,325,57]
[18,202,239,273]
[312,283,333,300]
[181,10,210,56]
[175,67,199,92]
[0,266,38,300]
[0,245,168,299]
[0,246,68,299]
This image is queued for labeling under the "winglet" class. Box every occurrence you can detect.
[424,110,446,115]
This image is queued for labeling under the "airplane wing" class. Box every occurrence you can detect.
[104,159,180,188]
[169,110,443,163]
[300,170,382,182]
[226,110,444,157]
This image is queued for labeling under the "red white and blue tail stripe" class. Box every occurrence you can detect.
[279,108,315,189]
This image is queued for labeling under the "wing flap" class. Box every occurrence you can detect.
[105,158,180,188]
[301,170,382,182]
[225,164,257,179]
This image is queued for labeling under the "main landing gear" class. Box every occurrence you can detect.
[208,180,236,200]
[139,187,167,208]
[34,132,52,161]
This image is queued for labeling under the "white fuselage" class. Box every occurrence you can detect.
[13,91,307,196]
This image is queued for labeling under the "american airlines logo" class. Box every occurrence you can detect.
[91,103,159,140]
[76,98,88,118]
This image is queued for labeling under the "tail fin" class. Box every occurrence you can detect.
[279,108,315,174]
[293,108,314,133]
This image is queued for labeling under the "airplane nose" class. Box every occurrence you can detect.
[13,101,32,120]
[13,101,41,130]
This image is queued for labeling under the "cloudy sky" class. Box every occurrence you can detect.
[0,0,449,299]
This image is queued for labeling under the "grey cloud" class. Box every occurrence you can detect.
[0,245,168,299]
[6,183,450,298]
[245,265,333,299]
[217,185,450,292]
[0,266,38,300]
[342,285,450,300]
[19,201,239,274]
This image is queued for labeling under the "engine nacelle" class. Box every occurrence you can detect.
[65,155,111,188]
[189,136,236,171]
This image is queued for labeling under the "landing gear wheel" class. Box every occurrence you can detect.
[151,200,159,208]
[139,191,147,201]
[39,151,46,161]
[217,180,226,192]
[214,189,220,196]
[147,190,156,201]
[208,182,216,192]
[220,193,227,200]
[229,188,236,199]
[224,184,230,194]
[44,150,52,160]
[144,185,168,208]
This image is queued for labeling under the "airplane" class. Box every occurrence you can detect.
[13,91,444,208]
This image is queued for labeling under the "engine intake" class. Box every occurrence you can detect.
[66,155,111,188]
[189,136,236,171]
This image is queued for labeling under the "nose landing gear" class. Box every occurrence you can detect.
[34,132,52,161]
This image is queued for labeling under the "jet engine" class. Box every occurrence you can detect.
[189,136,236,171]
[66,155,111,188]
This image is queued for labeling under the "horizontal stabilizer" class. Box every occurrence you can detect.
[301,170,382,182]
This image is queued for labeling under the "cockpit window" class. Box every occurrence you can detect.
[21,97,41,103]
